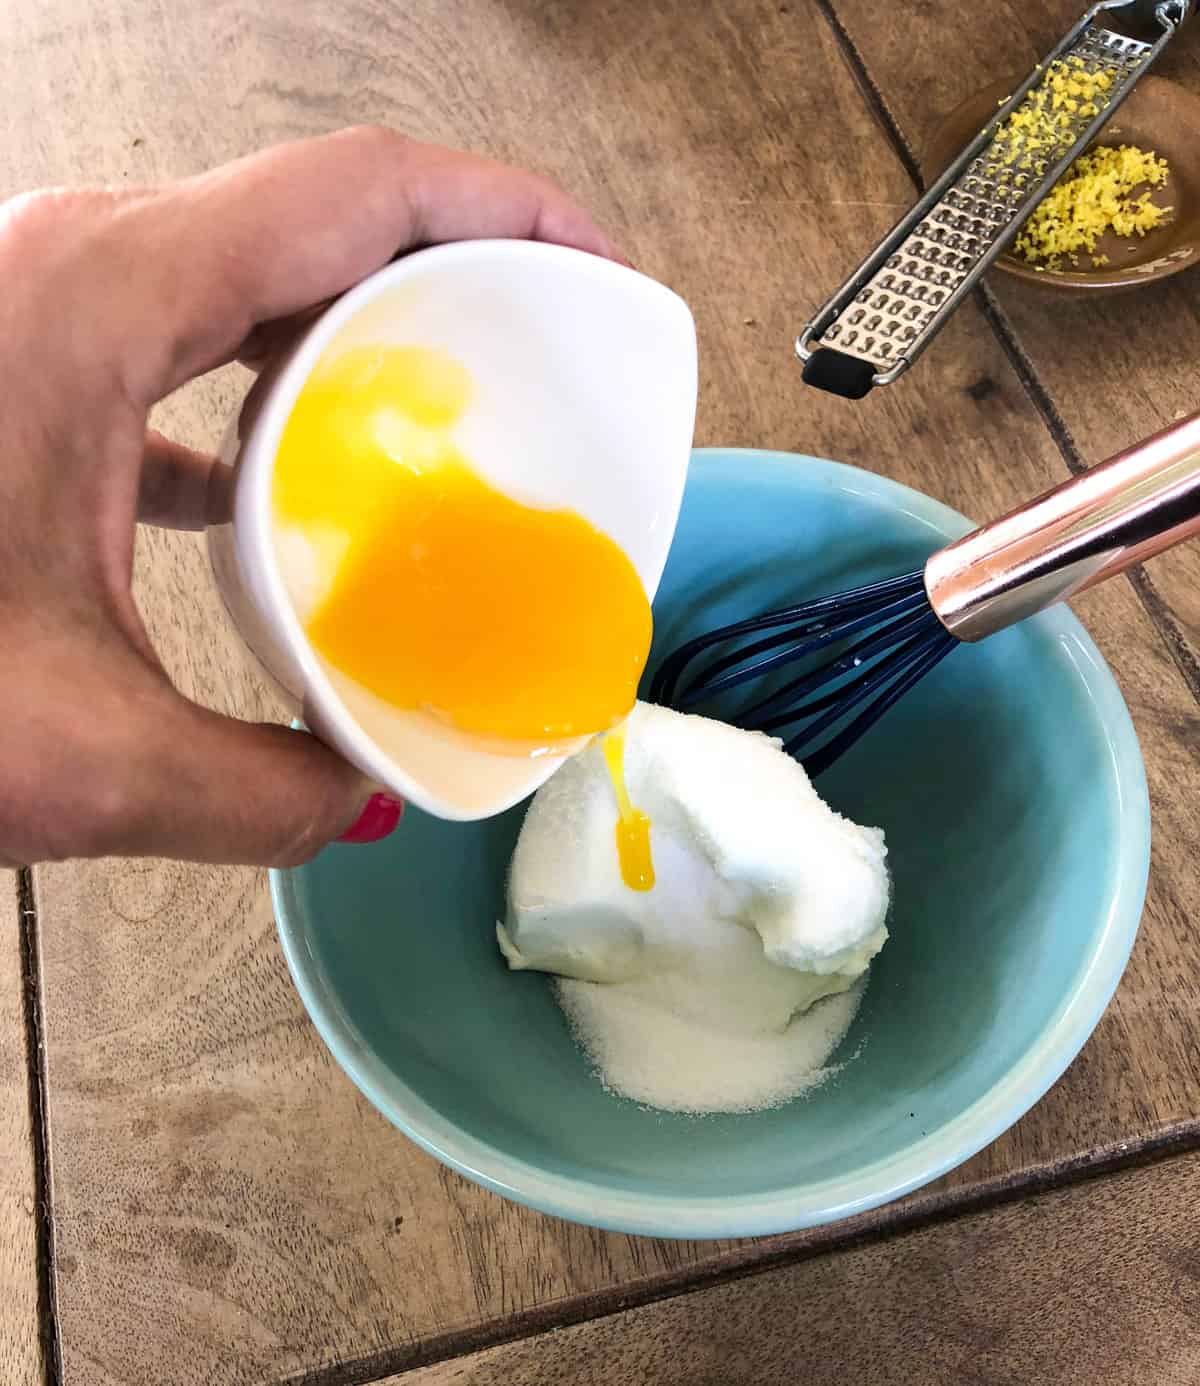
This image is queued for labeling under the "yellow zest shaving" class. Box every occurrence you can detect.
[990,56,1115,174]
[980,59,1172,270]
[1013,144,1172,268]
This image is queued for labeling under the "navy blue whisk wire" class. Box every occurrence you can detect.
[647,571,959,778]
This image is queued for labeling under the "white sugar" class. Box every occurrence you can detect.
[556,974,864,1115]
[501,703,888,1116]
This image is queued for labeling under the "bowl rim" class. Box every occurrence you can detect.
[270,448,1151,1240]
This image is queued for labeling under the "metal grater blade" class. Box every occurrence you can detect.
[797,0,1190,399]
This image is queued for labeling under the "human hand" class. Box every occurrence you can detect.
[0,126,619,868]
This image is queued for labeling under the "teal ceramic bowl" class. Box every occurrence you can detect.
[271,450,1150,1240]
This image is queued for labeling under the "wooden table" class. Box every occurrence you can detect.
[3,1,1200,1382]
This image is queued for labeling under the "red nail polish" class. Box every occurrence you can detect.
[338,793,404,844]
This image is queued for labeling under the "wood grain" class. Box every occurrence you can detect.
[402,1149,1200,1386]
[828,0,1200,680]
[0,874,44,1386]
[2,0,1198,1383]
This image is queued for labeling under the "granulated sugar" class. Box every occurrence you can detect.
[556,974,864,1114]
[500,704,888,1116]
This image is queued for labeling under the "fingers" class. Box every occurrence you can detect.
[392,141,618,257]
[2,627,400,866]
[236,303,329,370]
[126,698,402,866]
[3,557,402,867]
[138,430,224,530]
[110,127,620,403]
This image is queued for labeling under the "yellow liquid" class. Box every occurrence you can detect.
[602,729,655,892]
[272,345,652,748]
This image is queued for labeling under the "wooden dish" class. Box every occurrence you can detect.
[922,74,1200,295]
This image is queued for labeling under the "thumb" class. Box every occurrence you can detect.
[130,695,402,866]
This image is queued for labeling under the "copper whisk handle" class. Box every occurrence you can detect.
[926,411,1200,642]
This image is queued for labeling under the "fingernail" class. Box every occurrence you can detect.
[337,793,404,844]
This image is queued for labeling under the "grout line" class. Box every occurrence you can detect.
[814,0,1200,706]
[813,0,921,183]
[1126,565,1200,701]
[280,1124,1200,1386]
[17,869,63,1386]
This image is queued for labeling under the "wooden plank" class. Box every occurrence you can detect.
[4,0,1198,1382]
[0,874,44,1386]
[402,1149,1200,1386]
[826,0,1200,676]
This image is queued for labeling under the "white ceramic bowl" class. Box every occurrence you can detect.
[208,239,698,819]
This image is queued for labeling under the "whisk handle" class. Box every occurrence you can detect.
[925,410,1200,642]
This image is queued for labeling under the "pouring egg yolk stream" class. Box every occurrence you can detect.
[602,728,655,892]
[272,344,657,890]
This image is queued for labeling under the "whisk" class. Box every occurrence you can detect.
[649,411,1200,777]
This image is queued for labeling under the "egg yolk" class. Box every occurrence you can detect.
[272,345,652,749]
[602,728,655,892]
